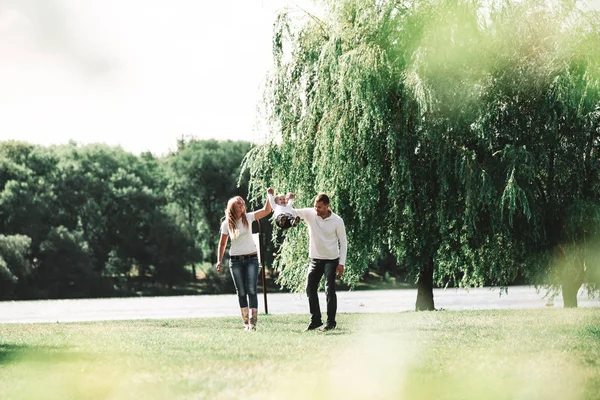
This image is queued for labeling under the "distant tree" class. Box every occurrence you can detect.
[52,143,139,271]
[0,142,61,253]
[37,226,97,298]
[53,143,195,290]
[104,249,134,290]
[0,234,33,299]
[0,139,226,298]
[147,211,196,288]
[166,139,252,264]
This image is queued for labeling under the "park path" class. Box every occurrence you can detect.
[1,286,599,323]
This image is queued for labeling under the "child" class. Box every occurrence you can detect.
[267,187,301,229]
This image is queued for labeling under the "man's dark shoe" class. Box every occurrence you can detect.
[318,323,336,332]
[304,322,323,331]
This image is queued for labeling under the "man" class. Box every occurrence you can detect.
[294,193,347,331]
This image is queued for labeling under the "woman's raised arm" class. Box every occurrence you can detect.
[253,195,273,221]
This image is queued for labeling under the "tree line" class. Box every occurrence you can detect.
[0,138,252,299]
[243,0,600,309]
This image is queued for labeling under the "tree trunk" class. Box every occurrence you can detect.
[209,241,217,264]
[188,204,197,281]
[561,280,580,308]
[415,256,435,311]
[557,245,584,308]
[562,259,584,308]
[137,264,146,291]
[191,263,197,281]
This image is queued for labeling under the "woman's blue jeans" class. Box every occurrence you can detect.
[229,255,259,308]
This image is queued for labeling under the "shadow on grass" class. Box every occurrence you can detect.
[0,343,96,365]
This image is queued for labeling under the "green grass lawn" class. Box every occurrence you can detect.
[1,309,599,400]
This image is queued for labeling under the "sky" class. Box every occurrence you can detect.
[0,0,318,155]
[1,1,599,156]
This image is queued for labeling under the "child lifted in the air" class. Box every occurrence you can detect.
[267,187,301,229]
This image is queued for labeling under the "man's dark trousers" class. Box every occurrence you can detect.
[306,258,339,326]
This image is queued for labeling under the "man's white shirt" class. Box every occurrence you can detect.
[294,208,347,265]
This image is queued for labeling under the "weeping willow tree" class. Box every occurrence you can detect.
[472,0,600,307]
[243,0,600,310]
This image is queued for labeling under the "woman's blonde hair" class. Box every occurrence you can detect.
[225,196,248,239]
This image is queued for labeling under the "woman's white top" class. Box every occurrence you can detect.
[220,212,257,256]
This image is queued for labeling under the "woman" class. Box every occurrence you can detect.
[216,195,271,331]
